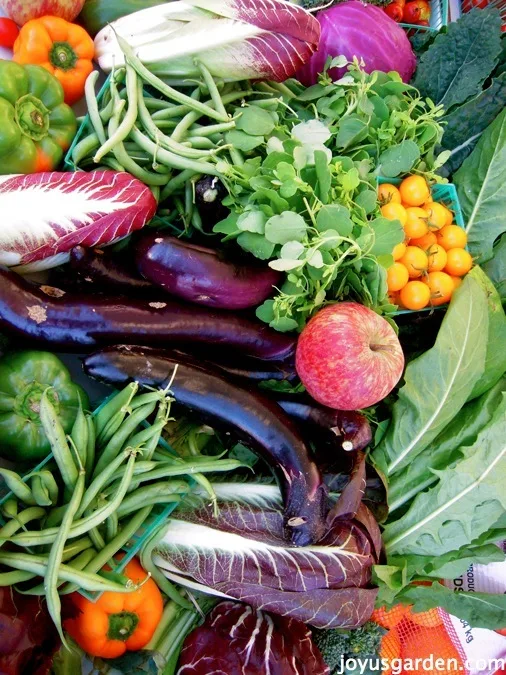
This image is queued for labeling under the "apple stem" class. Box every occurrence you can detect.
[369,343,395,353]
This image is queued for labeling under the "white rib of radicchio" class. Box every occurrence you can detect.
[0,171,157,273]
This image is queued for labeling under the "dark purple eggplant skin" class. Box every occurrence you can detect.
[276,399,372,453]
[83,345,328,547]
[0,267,295,361]
[69,246,154,294]
[135,233,281,310]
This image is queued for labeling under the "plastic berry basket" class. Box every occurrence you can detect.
[377,176,466,315]
[0,390,191,601]
[400,0,449,34]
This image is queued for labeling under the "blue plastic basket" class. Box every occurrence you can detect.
[400,0,449,33]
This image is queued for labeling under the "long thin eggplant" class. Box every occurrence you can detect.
[68,246,154,294]
[0,267,295,361]
[135,233,281,310]
[276,399,372,452]
[83,345,328,546]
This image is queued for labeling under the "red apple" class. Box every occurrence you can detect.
[296,302,404,410]
[0,0,85,25]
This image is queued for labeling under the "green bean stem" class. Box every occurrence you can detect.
[94,382,138,439]
[85,70,107,145]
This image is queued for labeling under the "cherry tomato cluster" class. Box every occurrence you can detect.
[384,0,431,25]
[378,176,472,312]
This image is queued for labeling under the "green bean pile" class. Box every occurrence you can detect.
[0,381,242,640]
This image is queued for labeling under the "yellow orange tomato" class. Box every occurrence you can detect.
[399,246,428,278]
[392,241,407,261]
[404,207,429,239]
[450,275,463,291]
[399,175,430,207]
[427,244,448,272]
[445,248,473,276]
[400,281,431,310]
[410,231,437,250]
[436,224,467,250]
[381,202,408,226]
[426,202,448,230]
[378,183,402,205]
[423,271,454,306]
[387,262,409,292]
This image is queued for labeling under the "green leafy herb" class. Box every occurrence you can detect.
[455,108,506,263]
[482,233,506,302]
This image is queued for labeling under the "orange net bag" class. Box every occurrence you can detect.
[372,605,467,674]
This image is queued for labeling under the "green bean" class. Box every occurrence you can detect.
[72,132,100,166]
[62,537,93,561]
[129,391,165,409]
[108,101,170,186]
[1,498,17,519]
[88,524,106,550]
[60,505,153,595]
[46,469,85,644]
[184,180,194,223]
[99,97,115,123]
[130,127,221,176]
[188,121,235,138]
[85,71,107,145]
[191,207,205,233]
[97,408,127,450]
[230,147,244,167]
[185,136,215,149]
[0,468,35,505]
[145,98,181,113]
[160,169,199,201]
[0,552,138,593]
[94,382,138,442]
[143,402,170,464]
[140,524,190,607]
[94,63,138,163]
[30,475,52,506]
[85,415,96,480]
[150,185,160,202]
[124,421,166,454]
[105,512,118,542]
[40,391,78,492]
[116,34,228,123]
[0,570,35,586]
[0,506,45,539]
[77,449,129,517]
[117,494,181,519]
[38,470,59,504]
[107,461,159,484]
[71,398,88,469]
[7,452,138,548]
[171,109,201,143]
[114,481,187,517]
[17,548,96,596]
[195,60,228,120]
[93,402,156,479]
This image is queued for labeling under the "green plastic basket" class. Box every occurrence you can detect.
[400,0,449,33]
[0,390,190,602]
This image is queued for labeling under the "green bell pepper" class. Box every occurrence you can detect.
[0,60,77,175]
[0,351,89,464]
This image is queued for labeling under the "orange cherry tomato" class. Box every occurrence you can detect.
[410,231,437,250]
[400,280,431,310]
[399,175,430,207]
[378,183,402,205]
[444,248,473,276]
[426,202,448,230]
[399,246,428,278]
[404,207,429,239]
[387,262,410,292]
[450,275,463,291]
[381,202,408,226]
[392,241,407,261]
[427,244,448,272]
[423,271,454,306]
[435,224,467,250]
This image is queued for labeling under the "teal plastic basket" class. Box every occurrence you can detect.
[400,0,449,33]
[0,390,191,601]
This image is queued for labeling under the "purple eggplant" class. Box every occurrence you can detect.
[83,345,328,546]
[135,233,281,310]
[68,246,154,294]
[0,267,295,361]
[276,399,372,452]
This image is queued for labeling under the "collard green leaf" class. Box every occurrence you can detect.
[383,393,506,557]
[387,375,506,513]
[439,71,506,176]
[467,267,506,400]
[264,212,307,244]
[482,233,506,302]
[399,583,506,631]
[413,8,503,110]
[372,273,488,478]
[376,140,420,177]
[369,217,404,257]
[454,108,506,263]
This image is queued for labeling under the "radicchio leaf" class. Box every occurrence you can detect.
[153,500,377,628]
[0,171,157,273]
[177,601,330,675]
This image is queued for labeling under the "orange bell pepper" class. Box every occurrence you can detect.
[64,557,164,659]
[12,16,94,106]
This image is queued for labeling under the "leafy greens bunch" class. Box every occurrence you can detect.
[214,58,447,331]
[371,266,506,629]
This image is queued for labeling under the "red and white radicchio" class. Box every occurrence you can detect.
[0,171,157,273]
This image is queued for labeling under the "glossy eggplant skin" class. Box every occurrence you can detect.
[276,399,372,453]
[83,345,328,547]
[135,233,281,310]
[0,267,295,361]
[69,246,154,294]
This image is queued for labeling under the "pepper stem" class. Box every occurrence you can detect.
[107,611,140,642]
[49,41,78,71]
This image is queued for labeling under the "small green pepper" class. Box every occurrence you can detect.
[0,60,76,174]
[0,351,89,464]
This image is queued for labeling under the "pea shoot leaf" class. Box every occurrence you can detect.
[237,232,275,260]
[377,140,420,177]
[316,205,353,236]
[235,106,275,136]
[264,212,307,244]
[369,217,404,256]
